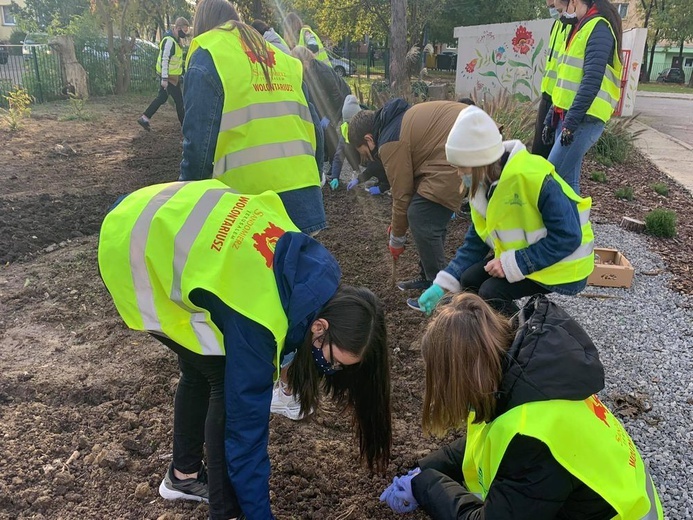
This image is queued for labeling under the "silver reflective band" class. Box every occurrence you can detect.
[545,70,558,79]
[130,183,187,332]
[213,140,315,176]
[642,469,660,520]
[170,188,236,356]
[555,78,618,108]
[559,240,593,263]
[494,227,547,245]
[220,100,313,132]
[580,208,590,226]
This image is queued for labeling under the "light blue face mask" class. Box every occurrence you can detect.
[549,7,560,19]
[462,174,473,188]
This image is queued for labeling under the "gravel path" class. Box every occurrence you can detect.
[551,224,693,519]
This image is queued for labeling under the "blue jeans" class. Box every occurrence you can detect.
[548,118,605,194]
[278,186,327,235]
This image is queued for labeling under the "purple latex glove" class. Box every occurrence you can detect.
[320,117,330,130]
[379,468,421,513]
[368,186,382,195]
[347,178,359,190]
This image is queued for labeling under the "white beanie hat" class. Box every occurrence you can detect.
[342,95,362,123]
[446,106,504,167]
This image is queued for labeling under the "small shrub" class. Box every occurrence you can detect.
[645,208,676,238]
[651,182,669,196]
[615,186,634,200]
[1,86,32,131]
[590,170,608,183]
[60,93,93,121]
[473,90,535,146]
[590,116,644,165]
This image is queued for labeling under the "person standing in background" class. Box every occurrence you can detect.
[531,0,569,158]
[283,12,332,67]
[138,17,190,130]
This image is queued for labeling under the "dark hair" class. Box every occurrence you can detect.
[251,19,270,35]
[577,0,622,54]
[457,97,475,106]
[193,0,274,87]
[283,12,303,48]
[287,285,391,472]
[347,110,376,147]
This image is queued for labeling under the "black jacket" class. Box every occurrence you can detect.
[372,98,409,150]
[411,295,616,520]
[303,59,351,124]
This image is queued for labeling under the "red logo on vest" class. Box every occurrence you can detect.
[586,395,610,427]
[243,43,276,68]
[253,223,285,268]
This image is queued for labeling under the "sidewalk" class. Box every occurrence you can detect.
[631,120,693,195]
[636,90,693,101]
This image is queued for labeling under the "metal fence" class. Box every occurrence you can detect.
[0,41,158,105]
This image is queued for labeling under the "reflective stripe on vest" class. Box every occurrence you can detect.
[462,396,664,519]
[156,36,183,76]
[98,180,298,375]
[469,149,594,286]
[299,26,331,66]
[187,26,319,194]
[540,21,568,96]
[552,17,623,122]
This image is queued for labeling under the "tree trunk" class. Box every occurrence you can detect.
[646,29,659,82]
[389,0,410,99]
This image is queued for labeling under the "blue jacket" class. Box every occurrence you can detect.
[373,98,410,150]
[190,231,341,519]
[179,47,327,234]
[436,142,587,296]
[546,18,617,132]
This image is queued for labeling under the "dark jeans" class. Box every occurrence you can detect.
[460,259,550,316]
[154,335,241,520]
[408,194,454,281]
[144,82,184,125]
[531,95,553,159]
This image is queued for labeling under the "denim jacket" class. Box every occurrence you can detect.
[434,141,587,296]
[179,47,327,234]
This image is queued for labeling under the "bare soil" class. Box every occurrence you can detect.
[0,95,690,520]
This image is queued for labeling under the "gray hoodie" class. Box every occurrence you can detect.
[263,28,290,55]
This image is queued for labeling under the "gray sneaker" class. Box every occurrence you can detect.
[158,462,209,503]
[137,116,151,131]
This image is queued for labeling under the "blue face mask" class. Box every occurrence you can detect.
[462,174,473,188]
[549,7,560,19]
[312,345,339,375]
[560,12,578,24]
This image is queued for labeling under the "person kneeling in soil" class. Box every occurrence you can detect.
[380,293,663,520]
[416,105,594,317]
[98,180,391,520]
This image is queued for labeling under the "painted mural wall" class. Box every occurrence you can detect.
[453,20,647,117]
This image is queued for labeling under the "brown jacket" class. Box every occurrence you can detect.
[379,101,467,237]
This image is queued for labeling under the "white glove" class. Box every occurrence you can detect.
[161,78,169,89]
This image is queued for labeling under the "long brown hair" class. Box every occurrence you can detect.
[464,160,502,198]
[287,285,391,472]
[574,0,622,54]
[420,293,514,437]
[282,12,303,49]
[193,0,274,86]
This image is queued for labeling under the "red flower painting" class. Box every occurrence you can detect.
[512,26,535,55]
[465,58,478,73]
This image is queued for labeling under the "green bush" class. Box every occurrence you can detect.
[9,30,27,54]
[645,209,676,238]
[590,116,643,165]
[651,182,669,196]
[615,186,634,200]
[474,90,535,146]
[590,170,608,183]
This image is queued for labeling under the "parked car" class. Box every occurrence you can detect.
[0,41,8,65]
[22,32,50,60]
[656,67,686,84]
[82,37,158,62]
[328,50,356,76]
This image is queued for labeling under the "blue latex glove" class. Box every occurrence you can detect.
[320,117,330,130]
[418,284,445,316]
[329,178,339,190]
[368,186,382,195]
[347,178,359,190]
[379,468,421,513]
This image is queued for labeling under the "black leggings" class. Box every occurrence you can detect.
[459,259,550,316]
[143,82,184,125]
[153,335,241,520]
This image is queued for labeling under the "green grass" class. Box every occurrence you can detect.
[645,208,676,238]
[590,171,608,183]
[637,82,692,94]
[651,182,669,196]
[615,186,635,201]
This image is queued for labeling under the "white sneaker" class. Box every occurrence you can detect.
[270,382,310,421]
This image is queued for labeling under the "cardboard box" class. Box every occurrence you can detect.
[587,248,634,288]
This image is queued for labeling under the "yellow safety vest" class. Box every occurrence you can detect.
[552,17,622,122]
[541,21,569,97]
[98,180,299,377]
[156,35,184,77]
[186,26,319,194]
[470,149,594,286]
[462,395,663,519]
[299,26,331,67]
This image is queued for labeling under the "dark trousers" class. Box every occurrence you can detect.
[154,335,241,520]
[530,95,553,159]
[460,259,550,316]
[144,82,185,125]
[407,194,454,282]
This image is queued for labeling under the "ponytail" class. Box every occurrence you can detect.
[591,0,622,54]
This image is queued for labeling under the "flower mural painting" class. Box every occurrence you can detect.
[512,26,535,55]
[465,58,478,73]
[495,46,506,62]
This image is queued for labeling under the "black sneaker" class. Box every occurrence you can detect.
[396,277,432,291]
[137,116,151,131]
[158,462,209,503]
[406,298,425,312]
